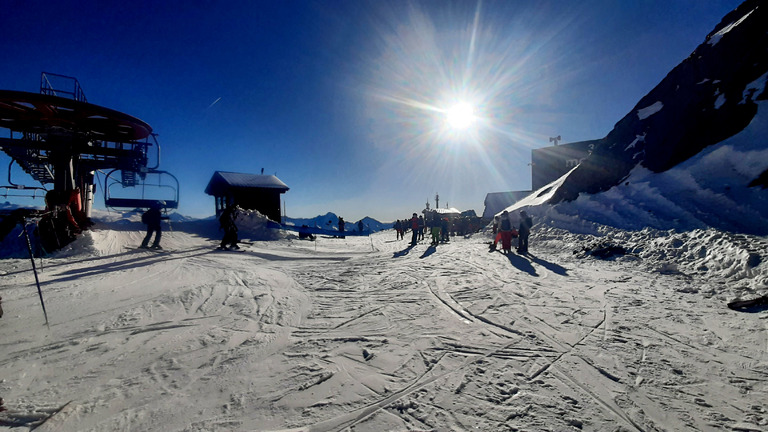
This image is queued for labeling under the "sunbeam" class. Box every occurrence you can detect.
[360,0,576,201]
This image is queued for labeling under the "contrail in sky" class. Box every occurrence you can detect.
[207,97,222,109]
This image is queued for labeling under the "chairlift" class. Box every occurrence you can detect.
[0,186,47,200]
[103,169,179,210]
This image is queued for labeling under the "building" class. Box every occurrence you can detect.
[204,171,289,221]
[482,139,601,218]
[482,191,531,219]
[427,207,462,218]
[530,139,599,190]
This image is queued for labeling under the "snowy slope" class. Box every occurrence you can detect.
[0,216,766,431]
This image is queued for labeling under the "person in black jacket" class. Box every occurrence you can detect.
[517,210,533,254]
[218,205,240,250]
[498,210,514,254]
[140,201,164,249]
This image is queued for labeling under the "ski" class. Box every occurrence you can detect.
[126,246,171,253]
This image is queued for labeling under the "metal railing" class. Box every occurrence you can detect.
[40,72,87,102]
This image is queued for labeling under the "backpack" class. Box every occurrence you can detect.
[141,210,149,225]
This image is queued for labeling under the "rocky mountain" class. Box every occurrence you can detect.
[552,0,768,203]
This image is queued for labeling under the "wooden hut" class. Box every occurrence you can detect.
[204,171,289,221]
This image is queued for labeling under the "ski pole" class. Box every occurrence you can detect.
[22,219,49,326]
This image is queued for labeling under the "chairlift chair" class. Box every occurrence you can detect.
[103,169,179,210]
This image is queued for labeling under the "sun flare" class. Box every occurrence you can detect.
[445,102,476,130]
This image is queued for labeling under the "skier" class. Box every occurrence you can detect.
[358,220,364,232]
[517,210,533,254]
[218,205,240,250]
[418,215,425,241]
[338,217,346,238]
[140,201,164,249]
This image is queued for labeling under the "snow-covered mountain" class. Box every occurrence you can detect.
[506,0,768,235]
[285,212,390,232]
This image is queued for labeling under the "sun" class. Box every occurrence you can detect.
[444,102,476,130]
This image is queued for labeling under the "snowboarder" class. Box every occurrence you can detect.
[517,210,533,254]
[218,205,240,250]
[140,201,164,249]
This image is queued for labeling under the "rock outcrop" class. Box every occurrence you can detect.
[552,0,768,202]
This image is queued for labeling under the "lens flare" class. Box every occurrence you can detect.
[360,1,570,204]
[445,102,475,130]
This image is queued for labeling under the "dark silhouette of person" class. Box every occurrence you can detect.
[440,217,449,243]
[358,220,364,232]
[338,217,345,238]
[498,210,514,254]
[518,210,533,254]
[418,215,425,240]
[299,224,316,240]
[409,213,419,245]
[218,205,240,250]
[140,201,164,249]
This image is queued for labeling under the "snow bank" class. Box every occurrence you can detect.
[533,225,768,293]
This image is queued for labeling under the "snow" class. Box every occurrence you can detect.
[1,204,766,430]
[707,8,755,47]
[1,76,767,432]
[636,101,663,120]
[742,71,768,104]
[624,133,645,151]
[715,90,726,109]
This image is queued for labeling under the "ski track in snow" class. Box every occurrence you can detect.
[0,223,766,431]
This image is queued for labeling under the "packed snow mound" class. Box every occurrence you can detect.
[534,225,767,293]
[0,208,284,258]
[233,209,286,241]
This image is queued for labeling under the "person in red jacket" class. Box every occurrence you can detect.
[409,213,420,245]
[498,210,517,254]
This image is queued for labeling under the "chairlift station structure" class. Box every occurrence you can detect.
[0,73,178,216]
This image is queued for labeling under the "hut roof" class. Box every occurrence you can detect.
[205,171,289,196]
[431,207,462,215]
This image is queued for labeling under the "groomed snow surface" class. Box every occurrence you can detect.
[1,212,766,431]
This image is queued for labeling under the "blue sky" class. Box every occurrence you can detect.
[0,0,742,221]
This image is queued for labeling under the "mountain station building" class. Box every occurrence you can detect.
[204,171,289,221]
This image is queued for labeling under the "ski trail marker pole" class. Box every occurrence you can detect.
[22,219,49,326]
